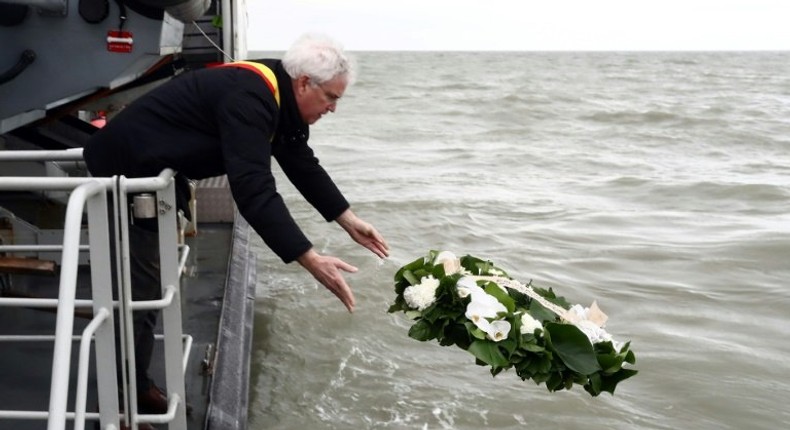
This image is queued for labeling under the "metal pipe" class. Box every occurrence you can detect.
[137,394,180,424]
[0,148,83,161]
[178,244,190,276]
[47,180,105,430]
[0,297,95,308]
[0,176,109,191]
[116,177,137,427]
[0,335,90,342]
[75,308,110,430]
[222,0,232,61]
[0,169,175,192]
[148,333,194,374]
[182,334,193,374]
[0,245,89,252]
[129,284,176,311]
[0,410,102,420]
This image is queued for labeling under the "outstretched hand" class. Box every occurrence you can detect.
[336,209,390,258]
[297,249,358,312]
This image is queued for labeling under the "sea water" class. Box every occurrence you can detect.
[246,51,790,430]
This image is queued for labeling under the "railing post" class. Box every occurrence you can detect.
[86,187,121,429]
[117,177,138,427]
[46,181,104,430]
[158,178,188,429]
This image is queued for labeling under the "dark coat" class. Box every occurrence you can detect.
[83,60,349,263]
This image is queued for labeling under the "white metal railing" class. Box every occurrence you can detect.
[0,149,191,429]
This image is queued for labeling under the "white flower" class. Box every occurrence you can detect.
[403,275,440,311]
[519,313,543,336]
[456,276,478,289]
[465,295,505,323]
[488,268,505,276]
[475,319,512,342]
[566,304,621,348]
[567,304,588,320]
[457,276,495,299]
[465,299,503,323]
[434,251,462,275]
[576,320,614,344]
[433,251,457,265]
[456,276,479,298]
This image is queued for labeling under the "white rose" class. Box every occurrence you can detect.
[403,275,440,311]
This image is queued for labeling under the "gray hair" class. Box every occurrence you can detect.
[282,33,356,86]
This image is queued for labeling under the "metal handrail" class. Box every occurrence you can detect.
[75,308,111,430]
[0,167,175,192]
[0,151,189,429]
[0,245,89,252]
[48,180,106,430]
[0,148,84,161]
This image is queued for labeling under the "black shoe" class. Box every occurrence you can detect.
[137,384,193,416]
[137,385,169,414]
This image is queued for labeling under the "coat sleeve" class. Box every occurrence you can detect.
[273,137,350,223]
[215,81,313,263]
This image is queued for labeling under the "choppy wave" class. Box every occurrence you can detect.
[248,51,790,430]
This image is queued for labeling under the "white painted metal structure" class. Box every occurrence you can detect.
[0,149,192,430]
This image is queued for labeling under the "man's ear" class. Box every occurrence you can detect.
[295,75,311,95]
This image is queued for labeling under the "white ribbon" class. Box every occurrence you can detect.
[470,275,608,327]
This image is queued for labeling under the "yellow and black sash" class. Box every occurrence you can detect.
[215,61,280,108]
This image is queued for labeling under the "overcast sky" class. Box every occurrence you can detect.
[245,0,789,51]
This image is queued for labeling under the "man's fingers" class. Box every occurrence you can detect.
[322,258,356,312]
[360,227,390,258]
[327,275,355,312]
[336,260,358,273]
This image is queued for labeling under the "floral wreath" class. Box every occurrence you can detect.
[388,250,637,397]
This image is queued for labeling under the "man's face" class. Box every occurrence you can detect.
[294,75,347,125]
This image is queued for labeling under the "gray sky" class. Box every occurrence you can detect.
[246,0,789,51]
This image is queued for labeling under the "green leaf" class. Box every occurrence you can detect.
[470,327,486,340]
[521,342,545,353]
[508,289,531,308]
[484,283,515,313]
[408,320,436,341]
[546,372,564,391]
[499,338,518,356]
[402,270,419,286]
[528,300,556,322]
[598,368,639,395]
[545,323,601,375]
[533,286,572,310]
[467,340,510,367]
[394,257,426,281]
[442,323,471,349]
[596,351,624,374]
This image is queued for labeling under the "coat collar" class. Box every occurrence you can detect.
[266,59,309,144]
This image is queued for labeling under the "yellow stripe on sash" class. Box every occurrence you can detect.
[216,61,280,107]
